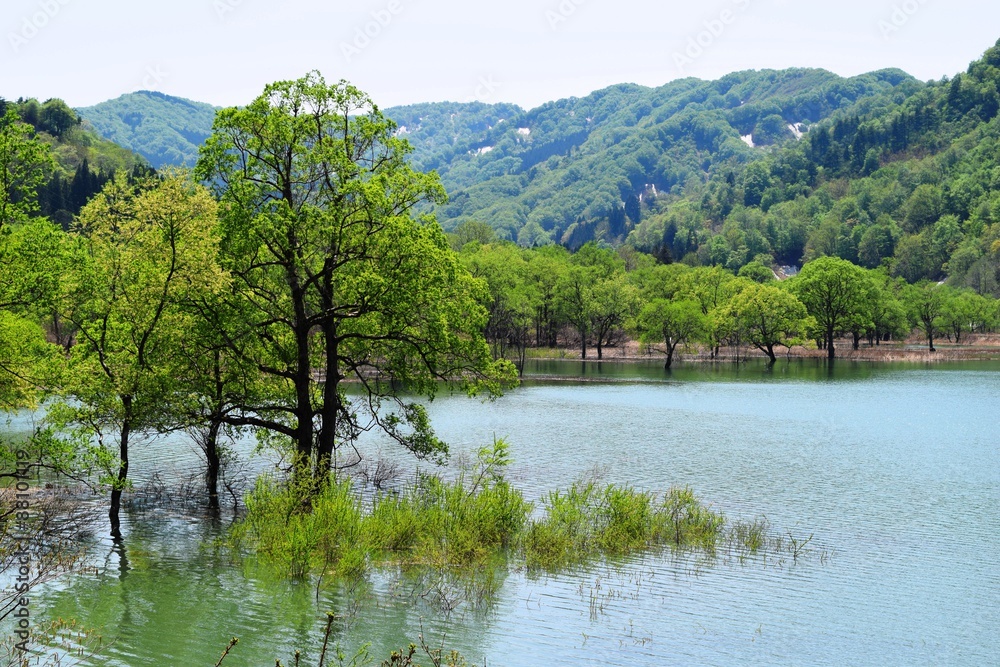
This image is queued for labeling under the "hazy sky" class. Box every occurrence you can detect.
[3,0,999,110]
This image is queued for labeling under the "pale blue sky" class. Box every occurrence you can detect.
[3,0,998,110]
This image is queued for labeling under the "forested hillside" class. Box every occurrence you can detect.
[0,96,149,228]
[424,68,917,246]
[77,91,218,168]
[64,38,1000,295]
[628,38,1000,295]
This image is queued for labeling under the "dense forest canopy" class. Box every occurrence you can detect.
[67,41,1000,295]
[77,91,219,169]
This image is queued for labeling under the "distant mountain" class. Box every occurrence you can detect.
[46,38,1000,290]
[619,39,1000,292]
[75,69,923,246]
[77,91,219,168]
[415,68,919,245]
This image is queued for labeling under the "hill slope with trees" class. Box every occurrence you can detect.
[627,38,1000,296]
[68,38,1000,294]
[0,96,150,228]
[77,91,219,168]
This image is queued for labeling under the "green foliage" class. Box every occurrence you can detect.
[49,173,224,533]
[0,311,52,408]
[523,482,727,570]
[789,256,871,358]
[633,298,707,368]
[78,91,219,168]
[231,440,790,582]
[233,439,531,575]
[0,107,54,226]
[195,72,517,480]
[724,283,811,362]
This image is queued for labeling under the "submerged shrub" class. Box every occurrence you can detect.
[597,485,655,554]
[230,443,790,583]
[657,486,726,549]
[525,483,727,570]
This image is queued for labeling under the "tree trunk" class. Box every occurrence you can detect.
[852,332,861,350]
[927,331,936,352]
[826,327,836,360]
[765,344,776,365]
[316,325,341,481]
[110,395,132,538]
[665,339,676,370]
[205,420,221,514]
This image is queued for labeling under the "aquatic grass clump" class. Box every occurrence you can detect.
[656,486,727,550]
[231,475,368,578]
[523,483,727,570]
[231,439,531,577]
[229,442,808,586]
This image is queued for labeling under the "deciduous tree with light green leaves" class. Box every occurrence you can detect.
[789,256,870,359]
[903,282,946,352]
[590,274,640,360]
[725,283,810,364]
[633,299,707,369]
[54,173,224,537]
[195,72,515,484]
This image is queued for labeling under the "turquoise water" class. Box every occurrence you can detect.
[10,359,1000,665]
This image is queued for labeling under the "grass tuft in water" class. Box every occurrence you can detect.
[229,440,810,586]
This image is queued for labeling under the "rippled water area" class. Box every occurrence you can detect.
[12,359,1000,665]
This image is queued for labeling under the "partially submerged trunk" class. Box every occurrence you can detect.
[109,395,133,539]
[664,338,677,370]
[204,420,222,514]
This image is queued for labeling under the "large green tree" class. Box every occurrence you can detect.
[633,299,707,369]
[56,173,223,537]
[790,257,870,359]
[726,283,810,364]
[195,73,514,482]
[903,282,947,351]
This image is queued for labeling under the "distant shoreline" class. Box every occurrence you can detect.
[523,334,1000,366]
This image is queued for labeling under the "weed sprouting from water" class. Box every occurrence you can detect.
[228,439,819,616]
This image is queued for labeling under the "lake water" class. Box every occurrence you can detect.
[10,359,1000,665]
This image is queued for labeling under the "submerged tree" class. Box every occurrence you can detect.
[789,256,870,359]
[725,283,810,364]
[55,173,224,537]
[633,299,707,369]
[195,72,514,483]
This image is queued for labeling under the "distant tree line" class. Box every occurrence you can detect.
[450,226,1000,369]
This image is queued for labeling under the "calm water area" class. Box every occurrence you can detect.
[6,358,1000,665]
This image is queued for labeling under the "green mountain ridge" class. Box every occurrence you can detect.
[69,39,1000,294]
[77,91,219,168]
[0,96,150,227]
